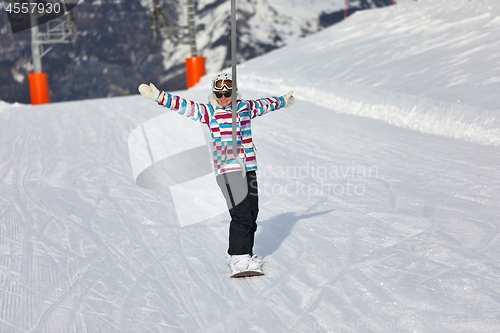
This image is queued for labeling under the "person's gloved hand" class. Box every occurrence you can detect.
[283,90,295,108]
[138,83,161,101]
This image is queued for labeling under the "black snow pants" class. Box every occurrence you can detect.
[216,171,259,256]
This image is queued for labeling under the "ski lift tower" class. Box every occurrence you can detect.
[29,1,77,104]
[150,0,205,88]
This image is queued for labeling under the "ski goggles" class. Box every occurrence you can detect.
[215,91,232,98]
[213,79,232,91]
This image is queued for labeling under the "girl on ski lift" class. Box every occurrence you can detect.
[138,73,294,276]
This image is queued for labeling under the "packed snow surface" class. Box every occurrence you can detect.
[1,0,499,332]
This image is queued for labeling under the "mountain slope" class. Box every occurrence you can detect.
[234,0,500,145]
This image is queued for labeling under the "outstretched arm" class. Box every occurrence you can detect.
[138,83,210,124]
[248,90,295,119]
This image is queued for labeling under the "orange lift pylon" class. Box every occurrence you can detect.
[151,0,205,88]
[28,7,76,105]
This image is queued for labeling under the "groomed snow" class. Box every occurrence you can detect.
[1,0,499,332]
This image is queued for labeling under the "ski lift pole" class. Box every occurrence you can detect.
[30,14,42,73]
[187,0,197,57]
[29,11,50,104]
[185,0,205,88]
[230,0,246,177]
[27,3,76,104]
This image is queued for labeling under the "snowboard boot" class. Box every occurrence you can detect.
[226,252,263,276]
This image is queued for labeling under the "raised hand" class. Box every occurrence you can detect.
[138,83,161,101]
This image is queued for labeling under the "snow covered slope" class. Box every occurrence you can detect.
[1,0,500,332]
[232,0,500,145]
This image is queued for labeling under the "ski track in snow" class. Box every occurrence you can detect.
[2,1,500,332]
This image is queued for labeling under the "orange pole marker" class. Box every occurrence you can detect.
[28,72,50,105]
[185,56,206,88]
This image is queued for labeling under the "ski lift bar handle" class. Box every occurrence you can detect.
[230,0,245,177]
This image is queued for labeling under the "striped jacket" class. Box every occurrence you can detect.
[158,92,286,176]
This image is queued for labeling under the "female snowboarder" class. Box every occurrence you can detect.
[138,73,295,276]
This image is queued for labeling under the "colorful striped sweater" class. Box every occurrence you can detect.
[157,92,286,176]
